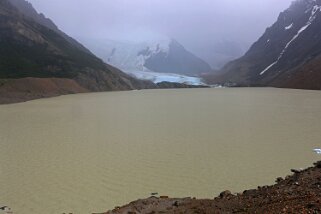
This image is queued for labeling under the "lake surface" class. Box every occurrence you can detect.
[0,88,320,214]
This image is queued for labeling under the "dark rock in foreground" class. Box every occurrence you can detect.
[102,161,321,214]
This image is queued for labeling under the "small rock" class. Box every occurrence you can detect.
[0,206,10,211]
[219,190,232,199]
[285,175,291,179]
[291,169,301,173]
[314,161,321,168]
[306,203,315,208]
[276,177,283,183]
[173,201,179,207]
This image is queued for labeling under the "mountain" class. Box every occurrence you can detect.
[0,0,154,103]
[81,38,212,77]
[192,40,246,70]
[206,0,321,90]
[8,0,91,54]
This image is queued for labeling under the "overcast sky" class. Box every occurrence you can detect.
[27,0,294,53]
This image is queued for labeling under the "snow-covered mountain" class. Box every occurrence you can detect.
[207,0,321,90]
[81,38,211,85]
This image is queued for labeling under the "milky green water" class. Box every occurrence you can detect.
[0,88,320,214]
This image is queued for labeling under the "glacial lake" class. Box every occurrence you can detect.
[0,88,320,214]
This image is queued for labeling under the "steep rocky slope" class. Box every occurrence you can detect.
[0,0,154,103]
[206,0,321,90]
[8,0,91,54]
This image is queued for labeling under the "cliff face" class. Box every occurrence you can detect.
[206,0,321,90]
[0,0,155,104]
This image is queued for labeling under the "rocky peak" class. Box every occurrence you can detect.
[7,0,92,54]
[207,0,321,90]
[9,0,58,31]
[142,38,212,76]
[82,38,212,77]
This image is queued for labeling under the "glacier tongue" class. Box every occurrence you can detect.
[127,70,205,86]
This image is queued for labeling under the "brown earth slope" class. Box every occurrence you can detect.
[0,77,88,104]
[0,77,208,104]
[103,161,321,214]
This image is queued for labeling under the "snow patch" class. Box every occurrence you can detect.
[134,39,171,71]
[96,39,172,73]
[280,5,321,59]
[146,39,170,54]
[311,5,321,16]
[260,5,321,75]
[285,23,293,30]
[260,61,278,75]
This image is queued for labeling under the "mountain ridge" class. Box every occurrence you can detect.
[0,0,156,103]
[8,0,92,54]
[205,0,321,90]
[81,38,212,77]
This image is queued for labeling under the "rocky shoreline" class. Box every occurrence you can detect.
[0,77,90,104]
[103,161,321,214]
[0,78,208,105]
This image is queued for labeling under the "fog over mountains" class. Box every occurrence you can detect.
[4,0,319,91]
[81,38,211,84]
[27,0,293,69]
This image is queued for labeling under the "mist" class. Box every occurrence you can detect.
[27,0,294,67]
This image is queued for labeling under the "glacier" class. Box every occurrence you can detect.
[126,70,205,86]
